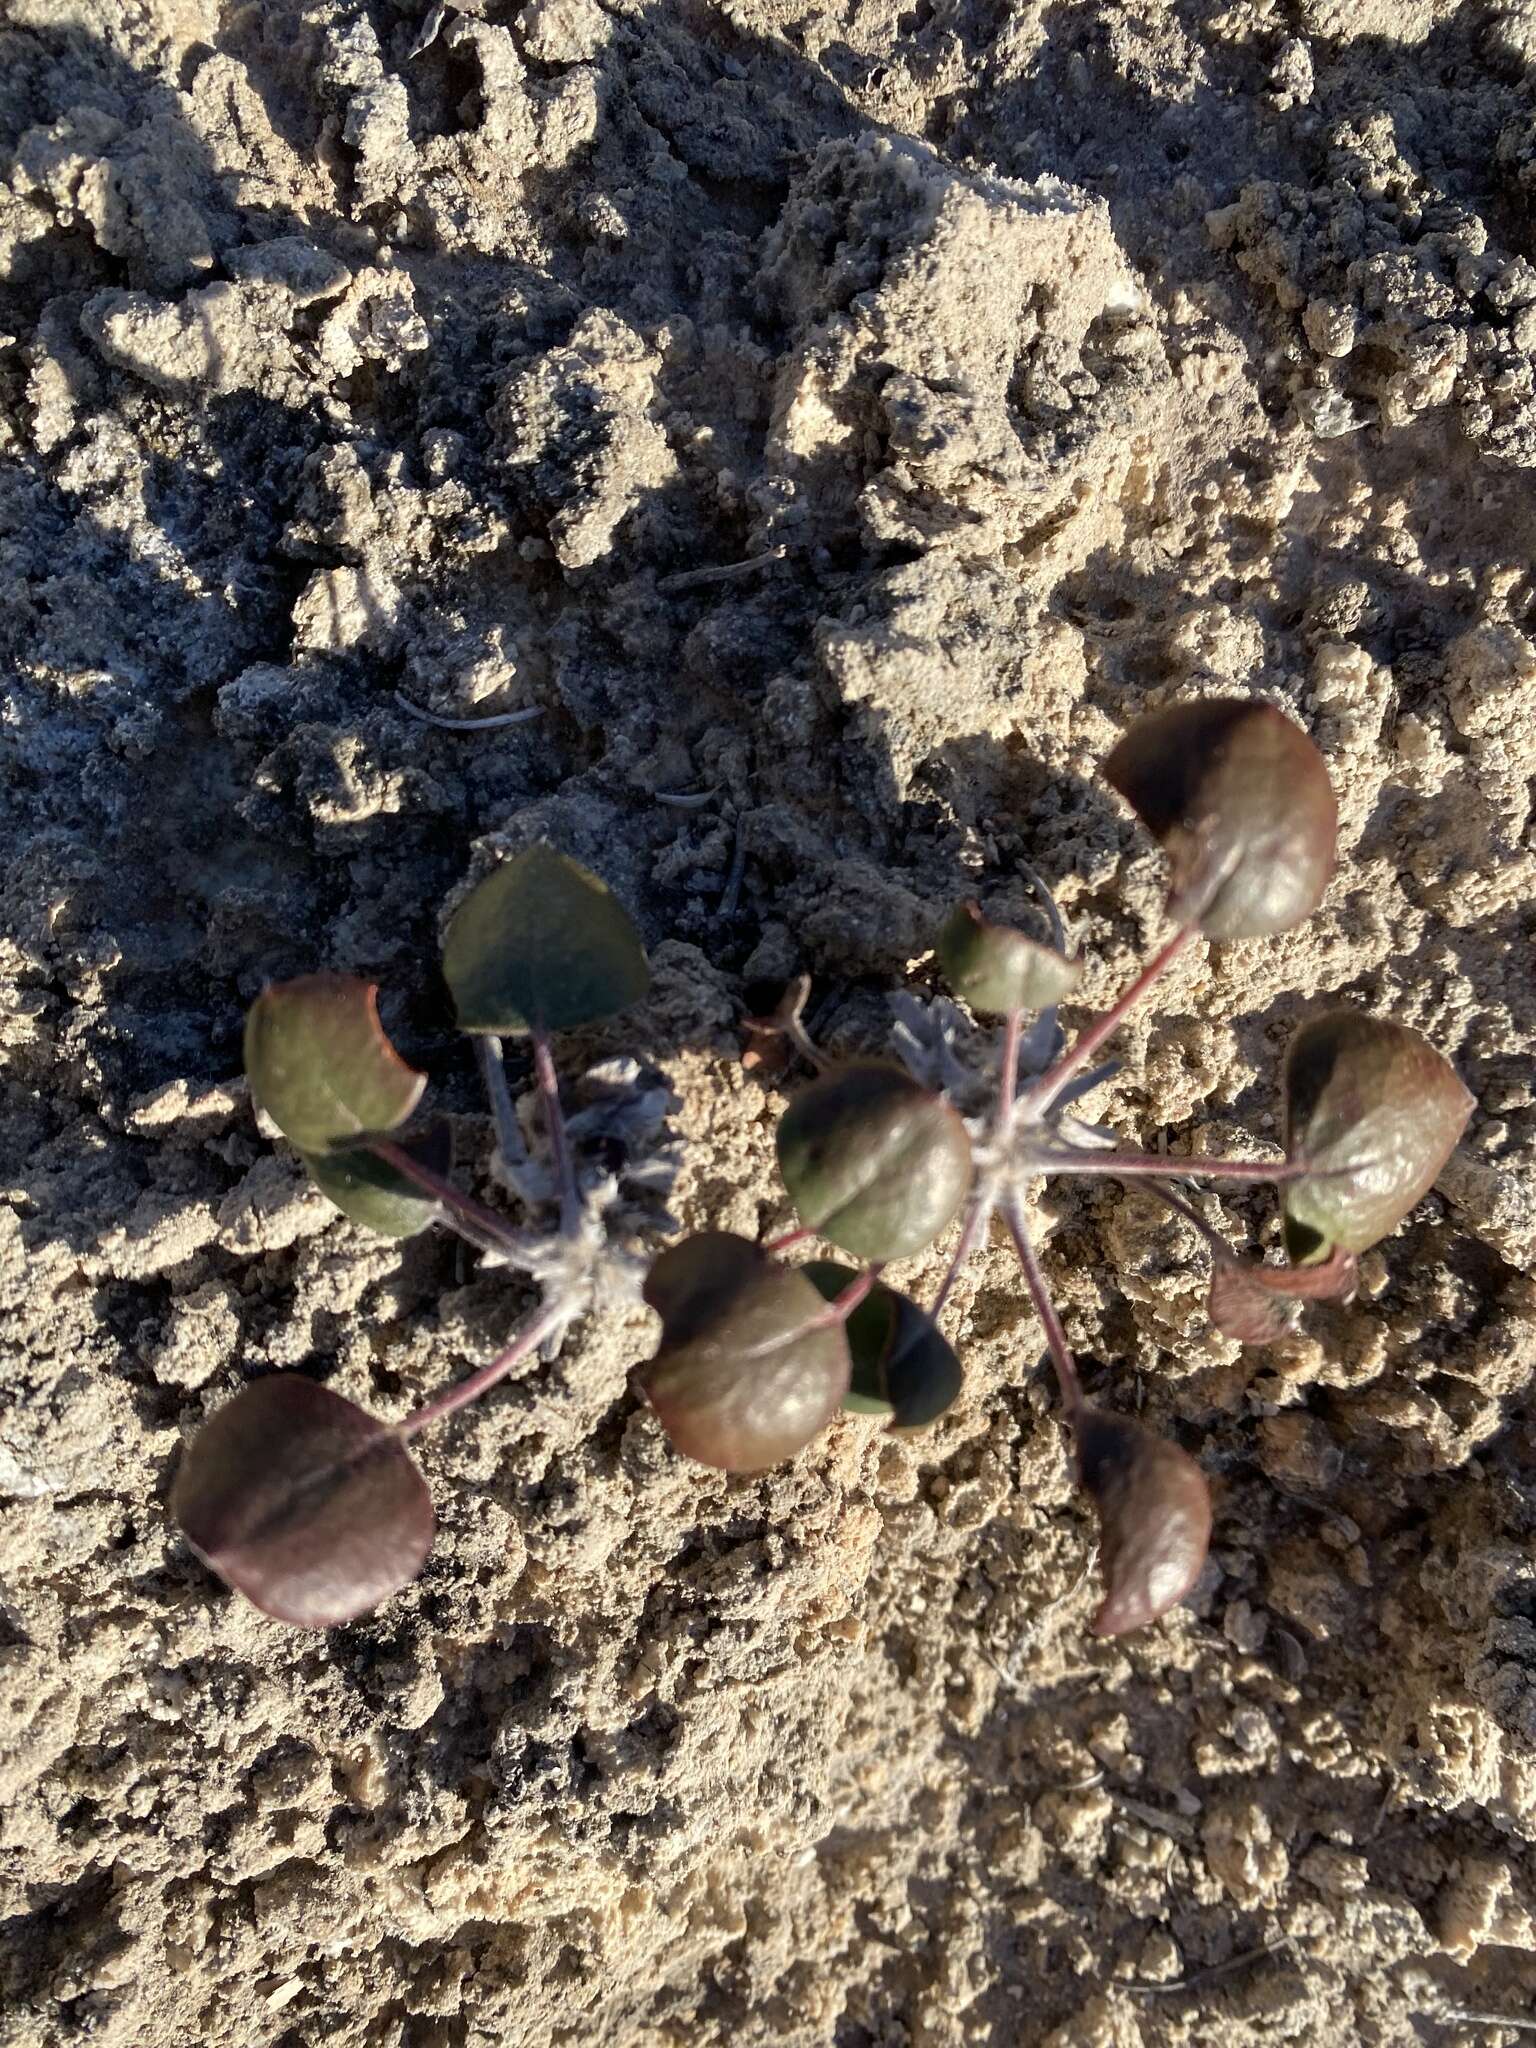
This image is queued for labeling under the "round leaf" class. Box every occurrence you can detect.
[776,1061,972,1261]
[442,844,650,1035]
[806,1262,964,1430]
[638,1232,850,1471]
[1282,1011,1474,1261]
[1074,1407,1212,1636]
[938,900,1081,1015]
[1103,699,1337,939]
[245,974,426,1153]
[303,1122,453,1238]
[170,1377,435,1628]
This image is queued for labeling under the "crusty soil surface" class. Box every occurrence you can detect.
[4,1,1536,2043]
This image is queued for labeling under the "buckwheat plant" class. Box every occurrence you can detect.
[171,701,1474,1637]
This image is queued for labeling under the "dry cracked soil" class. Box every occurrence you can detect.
[4,0,1536,2044]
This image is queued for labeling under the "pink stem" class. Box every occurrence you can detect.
[997,1007,1023,1124]
[1136,1178,1234,1257]
[746,1265,884,1357]
[1003,1200,1085,1424]
[1043,1148,1302,1183]
[364,1137,525,1256]
[764,1225,816,1255]
[925,1005,1024,1327]
[397,1298,569,1437]
[929,1194,994,1322]
[1025,926,1197,1116]
[533,1032,579,1236]
[812,1264,882,1329]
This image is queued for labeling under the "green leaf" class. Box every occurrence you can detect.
[442,845,650,1036]
[245,974,426,1154]
[776,1061,972,1261]
[1103,698,1337,940]
[937,900,1081,1014]
[638,1233,850,1471]
[805,1262,964,1430]
[170,1376,435,1628]
[1282,1011,1474,1261]
[1074,1407,1212,1637]
[303,1122,453,1238]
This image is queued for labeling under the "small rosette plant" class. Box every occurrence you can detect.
[169,698,1474,1643]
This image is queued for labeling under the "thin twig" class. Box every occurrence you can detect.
[1003,1200,1084,1423]
[474,1035,531,1180]
[1123,1935,1295,1998]
[532,1033,580,1238]
[778,978,826,1069]
[1025,925,1197,1116]
[397,1297,569,1437]
[982,1554,1100,1694]
[718,833,747,919]
[977,1643,1028,1695]
[1440,2010,1536,2035]
[1362,1771,1398,1842]
[394,691,541,731]
[656,545,788,594]
[1113,1792,1197,1842]
[744,975,828,1073]
[654,788,718,810]
[364,1137,525,1257]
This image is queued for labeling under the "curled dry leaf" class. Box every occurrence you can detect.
[637,1232,850,1471]
[1074,1407,1212,1636]
[244,973,426,1153]
[170,1376,434,1628]
[776,1060,972,1261]
[1283,1010,1474,1261]
[1207,1246,1359,1345]
[805,1261,964,1430]
[937,900,1082,1015]
[1103,698,1337,940]
[443,843,650,1035]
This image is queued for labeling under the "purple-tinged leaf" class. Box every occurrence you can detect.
[938,900,1081,1015]
[442,844,650,1036]
[245,974,425,1154]
[777,1061,972,1261]
[638,1233,850,1471]
[805,1261,964,1430]
[170,1377,434,1628]
[1074,1407,1212,1636]
[1208,1247,1359,1344]
[1283,1011,1474,1261]
[1103,698,1337,940]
